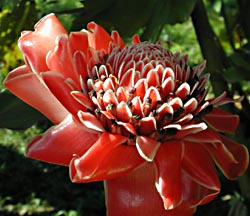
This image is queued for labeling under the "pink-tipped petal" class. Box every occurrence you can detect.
[3,65,68,124]
[26,115,98,166]
[204,107,239,134]
[154,141,183,210]
[70,132,144,182]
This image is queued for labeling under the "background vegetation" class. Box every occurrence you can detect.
[0,0,249,215]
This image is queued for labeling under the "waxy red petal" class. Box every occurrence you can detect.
[105,162,195,216]
[26,115,98,166]
[47,35,79,83]
[34,13,67,39]
[182,141,220,190]
[204,107,239,134]
[181,171,219,207]
[117,101,132,122]
[196,130,248,180]
[19,14,67,72]
[174,122,207,139]
[87,22,113,52]
[136,136,160,161]
[78,111,105,132]
[217,134,249,179]
[111,31,126,48]
[42,71,85,117]
[3,65,68,124]
[154,141,183,210]
[138,117,157,135]
[70,132,144,182]
[69,31,89,57]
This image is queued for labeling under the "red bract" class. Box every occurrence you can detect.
[4,14,249,215]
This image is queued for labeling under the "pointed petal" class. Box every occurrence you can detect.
[70,132,144,182]
[78,111,105,132]
[138,116,157,135]
[117,101,132,122]
[204,107,239,134]
[154,141,183,209]
[71,91,94,110]
[175,82,190,101]
[146,69,160,87]
[3,66,68,124]
[103,89,119,107]
[87,22,112,52]
[26,115,98,166]
[111,31,125,48]
[182,141,220,190]
[144,86,162,108]
[131,35,141,44]
[134,78,147,100]
[72,51,89,82]
[184,98,198,113]
[41,71,85,116]
[119,68,136,87]
[136,136,160,161]
[131,96,144,117]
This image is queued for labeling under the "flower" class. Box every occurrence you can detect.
[4,13,249,215]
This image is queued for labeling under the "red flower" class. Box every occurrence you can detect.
[4,14,249,215]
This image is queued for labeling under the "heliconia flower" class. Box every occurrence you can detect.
[4,13,249,215]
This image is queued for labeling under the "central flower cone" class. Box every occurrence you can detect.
[4,14,249,215]
[78,41,209,155]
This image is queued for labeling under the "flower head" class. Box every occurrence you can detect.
[4,14,249,213]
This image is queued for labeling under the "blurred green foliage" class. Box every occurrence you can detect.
[0,0,250,215]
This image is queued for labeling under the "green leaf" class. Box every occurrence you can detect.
[0,90,47,130]
[225,47,250,82]
[0,0,37,57]
[72,0,197,41]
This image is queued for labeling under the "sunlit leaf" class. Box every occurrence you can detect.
[0,0,37,57]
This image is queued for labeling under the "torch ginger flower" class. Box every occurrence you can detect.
[3,14,249,215]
